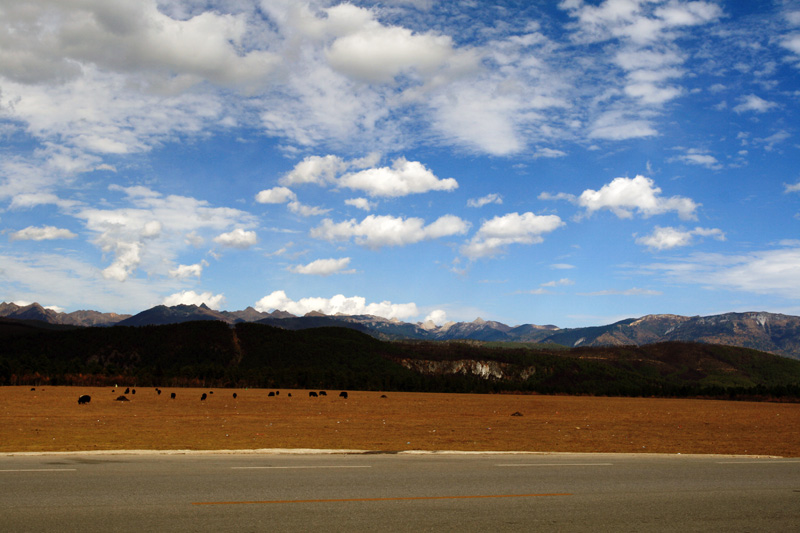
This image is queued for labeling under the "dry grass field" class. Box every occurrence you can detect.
[2,386,799,456]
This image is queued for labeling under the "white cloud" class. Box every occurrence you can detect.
[288,257,355,276]
[641,246,800,298]
[547,175,699,220]
[254,290,419,320]
[255,187,296,204]
[551,263,576,270]
[213,228,257,249]
[635,226,725,250]
[533,148,568,159]
[588,111,658,140]
[162,290,225,310]
[287,201,331,217]
[785,181,800,194]
[780,33,800,56]
[0,250,183,313]
[280,155,350,186]
[461,212,564,259]
[674,150,721,169]
[311,214,469,249]
[168,261,208,279]
[733,94,779,113]
[0,1,277,88]
[281,155,456,198]
[562,0,722,44]
[467,193,503,208]
[541,278,575,287]
[424,309,448,325]
[326,20,459,84]
[345,198,376,211]
[577,287,662,296]
[9,226,77,241]
[338,158,458,197]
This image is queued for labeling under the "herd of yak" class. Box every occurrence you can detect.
[72,388,349,405]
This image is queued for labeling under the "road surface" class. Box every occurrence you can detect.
[1,451,798,532]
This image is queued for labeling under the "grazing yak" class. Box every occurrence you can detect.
[233,393,237,399]
[124,387,130,394]
[78,395,91,405]
[201,393,207,401]
[115,395,129,402]
[170,392,176,399]
[319,391,327,396]
[309,391,318,397]
[339,391,348,399]
[268,391,275,397]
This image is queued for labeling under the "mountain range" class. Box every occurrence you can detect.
[2,301,800,360]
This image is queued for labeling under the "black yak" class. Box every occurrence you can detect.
[309,391,318,397]
[201,393,207,401]
[339,391,348,399]
[170,392,176,399]
[78,395,91,405]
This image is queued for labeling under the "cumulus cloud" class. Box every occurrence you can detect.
[338,158,458,197]
[213,228,257,249]
[636,226,725,250]
[424,309,448,325]
[733,94,779,113]
[311,214,469,249]
[168,261,208,279]
[281,154,457,197]
[543,175,699,220]
[326,19,459,83]
[467,193,503,208]
[461,211,565,259]
[9,226,77,241]
[72,185,255,281]
[0,1,277,88]
[345,198,376,211]
[255,187,296,204]
[785,181,800,194]
[280,155,352,186]
[162,290,225,310]
[254,290,419,320]
[288,257,355,276]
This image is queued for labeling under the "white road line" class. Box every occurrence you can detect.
[717,460,800,464]
[496,463,613,467]
[231,466,372,470]
[0,469,77,472]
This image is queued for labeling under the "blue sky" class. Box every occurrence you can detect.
[1,0,800,328]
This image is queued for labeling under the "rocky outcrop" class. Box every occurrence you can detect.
[397,358,536,381]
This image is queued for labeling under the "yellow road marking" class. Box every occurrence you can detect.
[193,493,571,505]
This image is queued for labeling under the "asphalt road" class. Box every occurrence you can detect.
[1,452,798,532]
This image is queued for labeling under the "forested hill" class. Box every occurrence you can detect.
[1,319,799,399]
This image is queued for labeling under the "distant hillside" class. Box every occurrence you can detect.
[1,320,799,399]
[0,302,129,327]
[541,313,800,360]
[4,302,800,360]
